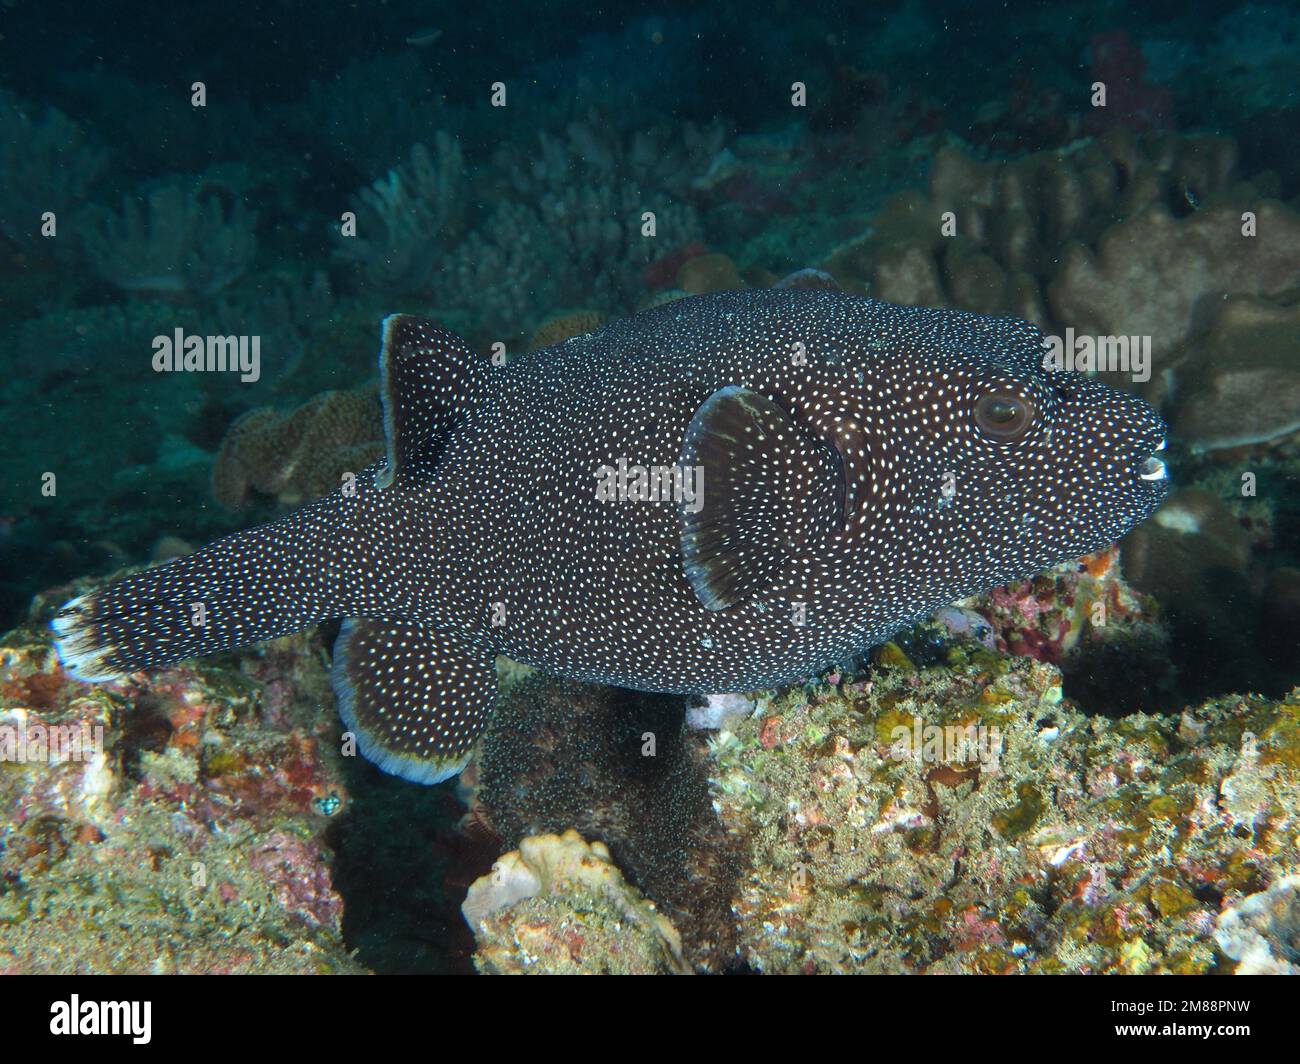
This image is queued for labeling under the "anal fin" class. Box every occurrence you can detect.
[331,619,497,784]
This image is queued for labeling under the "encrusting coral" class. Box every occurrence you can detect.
[211,385,384,510]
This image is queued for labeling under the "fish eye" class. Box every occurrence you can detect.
[974,391,1034,441]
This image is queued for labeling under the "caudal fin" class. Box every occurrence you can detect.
[52,497,346,681]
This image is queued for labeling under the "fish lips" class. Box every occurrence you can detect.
[1130,431,1173,521]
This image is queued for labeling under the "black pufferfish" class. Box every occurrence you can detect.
[53,289,1170,783]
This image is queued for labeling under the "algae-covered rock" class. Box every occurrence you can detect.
[1214,874,1300,974]
[0,579,362,974]
[707,654,1300,974]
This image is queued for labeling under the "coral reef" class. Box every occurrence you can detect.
[1171,295,1300,452]
[940,548,1174,716]
[462,829,689,974]
[213,270,337,386]
[0,581,361,973]
[706,654,1300,974]
[335,135,468,295]
[84,177,258,299]
[211,386,384,510]
[429,119,721,336]
[1214,874,1300,974]
[821,130,1268,332]
[1050,200,1300,374]
[0,89,106,254]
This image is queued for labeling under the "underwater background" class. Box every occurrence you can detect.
[1,0,1299,974]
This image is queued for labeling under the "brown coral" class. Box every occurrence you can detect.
[527,309,607,351]
[821,130,1285,344]
[212,385,384,510]
[1050,201,1300,359]
[819,130,1300,434]
[1170,295,1300,452]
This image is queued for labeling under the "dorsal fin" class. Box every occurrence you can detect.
[375,314,491,488]
[679,386,843,611]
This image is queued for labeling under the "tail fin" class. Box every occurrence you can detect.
[52,495,347,682]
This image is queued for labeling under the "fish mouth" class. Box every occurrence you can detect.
[1137,437,1168,482]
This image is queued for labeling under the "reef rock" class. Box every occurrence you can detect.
[707,654,1300,974]
[1214,875,1300,974]
[0,579,360,973]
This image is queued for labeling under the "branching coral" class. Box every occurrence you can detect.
[83,178,258,298]
[0,89,106,253]
[335,134,467,294]
[429,118,722,335]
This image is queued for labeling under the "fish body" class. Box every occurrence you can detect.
[54,290,1170,782]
